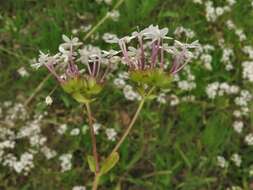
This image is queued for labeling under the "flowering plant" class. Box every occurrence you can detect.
[110,25,198,97]
[34,25,197,190]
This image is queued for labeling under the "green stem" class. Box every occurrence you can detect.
[92,174,101,190]
[84,0,125,41]
[111,98,145,155]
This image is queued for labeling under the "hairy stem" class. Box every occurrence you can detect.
[85,103,100,173]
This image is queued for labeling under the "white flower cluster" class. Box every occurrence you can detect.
[41,146,57,160]
[174,26,195,39]
[57,124,68,135]
[113,72,141,101]
[59,153,72,172]
[205,0,235,22]
[70,128,80,136]
[0,102,60,175]
[105,128,117,141]
[243,46,253,59]
[175,66,196,91]
[221,47,234,71]
[72,186,86,190]
[156,92,194,106]
[206,82,239,99]
[245,134,253,146]
[3,152,34,175]
[232,121,243,134]
[230,153,242,167]
[102,33,118,43]
[93,123,101,135]
[169,94,180,106]
[217,156,228,168]
[226,20,246,42]
[1,102,28,126]
[234,90,252,107]
[195,44,215,71]
[157,93,167,104]
[72,25,92,35]
[91,123,117,141]
[107,10,120,21]
[233,90,252,118]
[226,186,243,190]
[17,67,29,77]
[242,61,253,82]
[45,95,53,105]
[192,0,202,4]
[217,153,242,169]
[123,85,142,101]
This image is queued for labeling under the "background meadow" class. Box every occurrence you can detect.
[1,0,253,189]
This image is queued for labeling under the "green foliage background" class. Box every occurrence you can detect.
[1,0,253,189]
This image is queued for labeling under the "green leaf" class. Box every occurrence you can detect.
[100,152,120,175]
[87,155,96,173]
[72,92,91,104]
[146,94,157,100]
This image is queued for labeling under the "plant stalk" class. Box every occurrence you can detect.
[85,103,100,173]
[111,98,145,155]
[92,174,101,190]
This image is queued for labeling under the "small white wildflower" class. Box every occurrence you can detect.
[232,121,243,133]
[72,186,86,190]
[104,0,112,5]
[157,93,166,104]
[217,156,228,168]
[231,153,242,167]
[142,24,170,41]
[233,110,242,118]
[71,29,79,35]
[245,134,253,146]
[113,78,126,88]
[193,0,202,4]
[59,153,72,172]
[41,146,57,160]
[107,10,120,21]
[170,95,179,106]
[105,128,117,141]
[215,7,224,16]
[228,186,242,190]
[17,67,29,77]
[123,85,141,101]
[70,128,80,136]
[102,33,118,43]
[93,123,101,135]
[227,0,236,6]
[45,96,53,105]
[61,35,82,49]
[249,166,253,176]
[57,124,68,135]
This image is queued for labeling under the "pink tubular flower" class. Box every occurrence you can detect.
[33,35,119,103]
[33,35,117,85]
[108,25,199,75]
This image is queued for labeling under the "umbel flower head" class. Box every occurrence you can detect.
[109,25,199,89]
[33,35,117,103]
